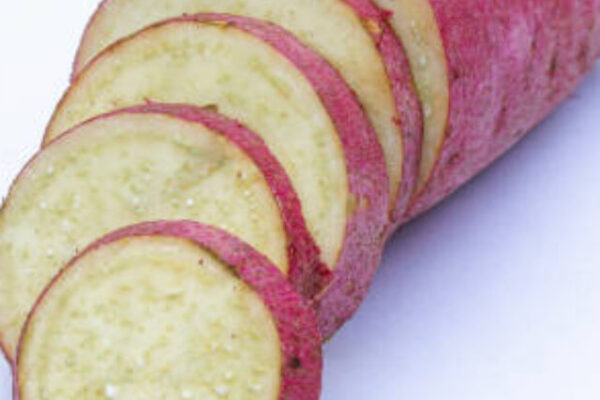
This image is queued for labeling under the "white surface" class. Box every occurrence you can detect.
[1,2,600,399]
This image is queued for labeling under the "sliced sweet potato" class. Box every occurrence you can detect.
[0,104,324,361]
[73,0,423,213]
[45,16,390,338]
[15,221,322,400]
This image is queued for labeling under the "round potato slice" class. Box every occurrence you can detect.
[15,221,322,400]
[0,104,321,361]
[373,0,449,199]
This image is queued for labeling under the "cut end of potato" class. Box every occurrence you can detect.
[16,222,322,400]
[0,106,297,360]
[19,237,282,399]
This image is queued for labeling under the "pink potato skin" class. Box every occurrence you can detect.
[14,221,323,400]
[400,0,600,219]
[54,14,391,339]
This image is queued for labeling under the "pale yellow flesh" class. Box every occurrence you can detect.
[372,0,449,192]
[74,0,403,204]
[48,21,347,271]
[0,113,287,357]
[19,236,281,400]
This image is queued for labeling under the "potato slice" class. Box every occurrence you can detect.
[73,0,423,211]
[373,0,449,197]
[45,16,390,338]
[15,221,322,400]
[0,105,323,361]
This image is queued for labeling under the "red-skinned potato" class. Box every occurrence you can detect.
[15,221,322,400]
[44,15,390,339]
[0,104,326,362]
[72,0,423,217]
[374,0,600,220]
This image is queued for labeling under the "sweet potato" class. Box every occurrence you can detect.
[45,15,390,338]
[0,104,324,362]
[73,0,423,214]
[375,0,600,219]
[15,221,322,400]
[2,0,598,373]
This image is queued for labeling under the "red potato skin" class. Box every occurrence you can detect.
[14,221,322,400]
[595,1,600,60]
[401,0,600,219]
[54,14,391,339]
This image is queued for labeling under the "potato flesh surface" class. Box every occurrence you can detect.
[75,0,403,201]
[372,0,449,192]
[19,237,281,400]
[0,114,286,356]
[49,22,347,270]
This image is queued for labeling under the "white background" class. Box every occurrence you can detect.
[1,2,600,399]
